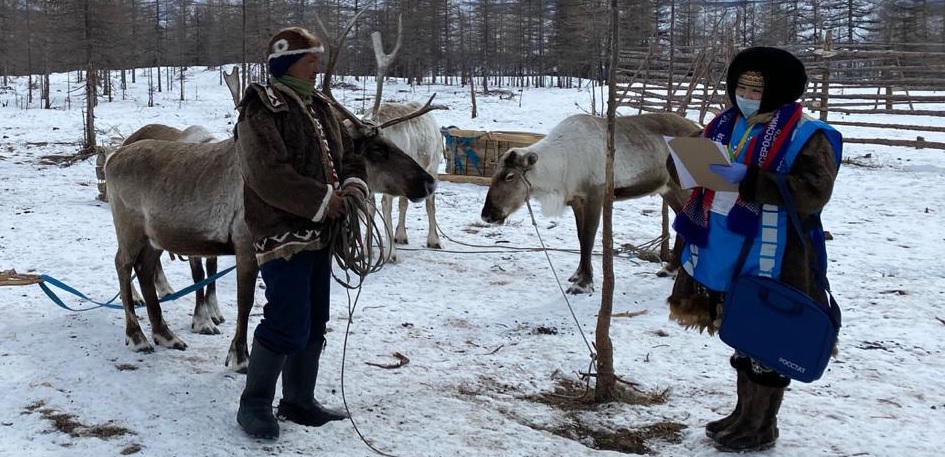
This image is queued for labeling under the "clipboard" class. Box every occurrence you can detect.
[665,137,739,192]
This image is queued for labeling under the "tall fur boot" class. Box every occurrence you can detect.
[705,369,750,438]
[713,380,785,452]
[237,339,286,439]
[277,337,348,427]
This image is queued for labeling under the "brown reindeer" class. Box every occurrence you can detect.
[481,112,698,294]
[105,14,439,372]
[119,124,227,336]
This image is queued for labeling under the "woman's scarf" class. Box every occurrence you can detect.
[673,103,803,247]
[273,75,316,98]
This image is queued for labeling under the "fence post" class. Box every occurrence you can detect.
[819,31,831,122]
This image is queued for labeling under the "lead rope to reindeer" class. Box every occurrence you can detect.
[428,218,664,262]
[520,176,596,362]
[323,192,402,457]
[0,266,236,311]
[522,195,606,397]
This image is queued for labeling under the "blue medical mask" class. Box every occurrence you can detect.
[736,95,761,118]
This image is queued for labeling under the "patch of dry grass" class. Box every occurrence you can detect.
[22,399,135,440]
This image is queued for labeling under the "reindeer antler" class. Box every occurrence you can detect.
[371,14,403,116]
[311,90,366,130]
[314,11,446,131]
[222,66,241,108]
[315,8,367,98]
[377,94,449,129]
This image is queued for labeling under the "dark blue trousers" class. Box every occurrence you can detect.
[254,249,331,354]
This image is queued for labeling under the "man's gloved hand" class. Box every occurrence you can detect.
[709,163,748,184]
[326,190,346,219]
[340,184,367,200]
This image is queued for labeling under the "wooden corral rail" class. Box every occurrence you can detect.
[617,36,945,150]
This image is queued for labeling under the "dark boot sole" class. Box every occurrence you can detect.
[705,418,740,439]
[277,402,347,427]
[713,440,776,453]
[237,411,280,439]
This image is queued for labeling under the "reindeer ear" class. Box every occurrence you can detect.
[343,119,368,138]
[503,150,519,167]
[343,119,356,135]
[524,152,538,167]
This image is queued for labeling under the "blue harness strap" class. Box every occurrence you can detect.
[38,265,236,312]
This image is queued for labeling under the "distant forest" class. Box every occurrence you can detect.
[1,0,944,85]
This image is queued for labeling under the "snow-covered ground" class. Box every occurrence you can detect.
[0,67,943,457]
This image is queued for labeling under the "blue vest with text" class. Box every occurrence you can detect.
[680,115,842,292]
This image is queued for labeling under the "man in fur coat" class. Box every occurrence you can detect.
[667,47,842,452]
[233,27,369,440]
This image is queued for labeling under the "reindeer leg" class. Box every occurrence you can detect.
[658,187,687,277]
[425,194,442,249]
[364,196,378,262]
[205,257,223,325]
[226,251,257,373]
[190,256,220,335]
[116,246,151,353]
[138,247,187,350]
[381,194,398,263]
[130,282,145,307]
[153,257,175,299]
[567,198,586,284]
[568,195,601,294]
[395,196,409,245]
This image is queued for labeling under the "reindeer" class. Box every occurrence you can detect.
[105,13,439,372]
[480,112,700,294]
[118,124,226,336]
[355,16,446,262]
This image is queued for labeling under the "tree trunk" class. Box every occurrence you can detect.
[594,0,620,403]
[83,0,96,151]
[469,69,478,119]
[84,66,96,150]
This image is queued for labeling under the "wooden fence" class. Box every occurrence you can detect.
[616,36,945,150]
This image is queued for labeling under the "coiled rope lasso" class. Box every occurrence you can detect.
[322,191,403,457]
[325,191,389,288]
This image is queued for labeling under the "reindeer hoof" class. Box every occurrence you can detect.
[126,335,154,353]
[566,283,594,294]
[192,321,221,335]
[394,237,408,245]
[153,333,188,351]
[427,242,442,249]
[655,266,677,278]
[226,352,249,374]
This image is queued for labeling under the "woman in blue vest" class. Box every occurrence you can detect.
[667,47,842,452]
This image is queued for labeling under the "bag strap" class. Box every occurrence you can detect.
[730,176,842,328]
[773,176,841,327]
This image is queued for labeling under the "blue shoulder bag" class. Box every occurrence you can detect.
[719,176,841,383]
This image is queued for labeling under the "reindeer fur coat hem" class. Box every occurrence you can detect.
[234,82,367,266]
[666,129,838,334]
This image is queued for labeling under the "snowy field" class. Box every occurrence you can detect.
[0,67,943,456]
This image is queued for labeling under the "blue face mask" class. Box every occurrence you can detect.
[736,95,761,118]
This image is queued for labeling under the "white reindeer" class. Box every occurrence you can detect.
[355,15,446,263]
[481,112,699,294]
[363,102,443,262]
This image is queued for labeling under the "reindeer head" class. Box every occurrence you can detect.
[313,9,439,202]
[481,148,538,224]
[340,118,436,202]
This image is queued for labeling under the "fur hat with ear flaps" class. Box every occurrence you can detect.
[267,27,324,78]
[725,46,808,114]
